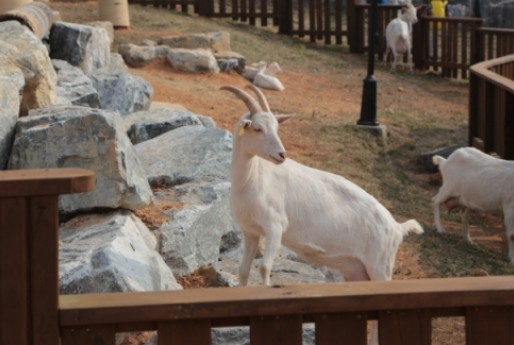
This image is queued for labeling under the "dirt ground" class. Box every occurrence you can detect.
[49,2,512,344]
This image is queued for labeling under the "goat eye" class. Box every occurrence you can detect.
[253,127,263,133]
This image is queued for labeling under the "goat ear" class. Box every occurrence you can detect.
[238,119,252,136]
[275,114,293,124]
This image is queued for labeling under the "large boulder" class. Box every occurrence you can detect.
[166,48,220,74]
[124,105,208,144]
[135,125,234,275]
[49,21,111,74]
[8,106,153,212]
[53,59,100,108]
[89,69,153,115]
[0,66,24,169]
[59,211,182,294]
[135,125,232,186]
[118,43,170,68]
[0,20,57,114]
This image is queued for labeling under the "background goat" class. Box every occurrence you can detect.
[222,84,423,288]
[432,147,514,264]
[383,3,418,70]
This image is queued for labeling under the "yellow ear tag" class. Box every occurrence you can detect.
[238,124,245,136]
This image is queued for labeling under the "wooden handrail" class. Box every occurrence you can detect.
[0,168,95,197]
[60,276,514,325]
[469,54,514,92]
[0,168,95,345]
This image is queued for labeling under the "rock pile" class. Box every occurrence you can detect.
[0,6,325,345]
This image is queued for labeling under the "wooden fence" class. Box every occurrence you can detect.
[2,168,514,345]
[127,0,514,79]
[469,54,514,160]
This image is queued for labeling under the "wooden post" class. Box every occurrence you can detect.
[278,0,292,35]
[0,169,95,345]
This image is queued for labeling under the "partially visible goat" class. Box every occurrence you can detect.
[432,147,514,264]
[242,61,285,91]
[223,84,423,286]
[383,3,418,70]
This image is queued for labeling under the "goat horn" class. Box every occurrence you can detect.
[246,84,271,113]
[221,86,262,115]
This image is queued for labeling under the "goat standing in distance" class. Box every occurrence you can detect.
[432,147,514,264]
[383,2,418,70]
[222,84,424,287]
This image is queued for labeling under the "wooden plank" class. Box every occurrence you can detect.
[61,326,116,345]
[60,276,514,326]
[158,320,211,345]
[334,0,342,44]
[31,196,60,345]
[379,310,431,345]
[232,0,238,20]
[297,0,304,37]
[466,307,514,345]
[0,168,95,198]
[324,0,330,44]
[241,0,247,21]
[261,0,268,26]
[314,312,367,345]
[309,0,316,42]
[250,315,302,345]
[0,197,28,345]
[316,0,322,40]
[249,0,255,25]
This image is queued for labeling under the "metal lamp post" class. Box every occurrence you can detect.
[358,0,379,126]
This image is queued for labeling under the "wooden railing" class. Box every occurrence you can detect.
[126,0,514,78]
[59,276,514,345]
[469,54,514,159]
[0,168,95,345]
[1,171,514,345]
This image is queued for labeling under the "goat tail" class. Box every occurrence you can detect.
[399,219,424,235]
[432,155,446,166]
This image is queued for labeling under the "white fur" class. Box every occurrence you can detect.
[432,147,514,264]
[383,3,418,70]
[224,86,423,287]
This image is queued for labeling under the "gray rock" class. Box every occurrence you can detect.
[214,51,246,73]
[154,182,232,276]
[0,20,57,114]
[214,256,334,287]
[158,32,231,53]
[86,21,114,44]
[8,106,153,212]
[0,66,23,169]
[59,211,182,294]
[53,59,100,108]
[124,106,205,144]
[49,21,111,74]
[417,144,464,173]
[135,125,234,275]
[166,48,220,74]
[109,53,128,71]
[211,324,315,345]
[118,43,170,68]
[89,69,153,115]
[135,125,232,186]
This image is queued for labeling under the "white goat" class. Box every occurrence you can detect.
[383,3,418,70]
[432,147,514,263]
[223,84,423,286]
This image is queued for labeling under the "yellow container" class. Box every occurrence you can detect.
[430,0,446,29]
[99,0,130,28]
[431,0,446,17]
[0,0,32,14]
